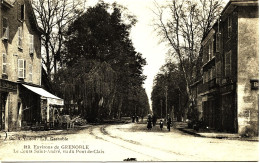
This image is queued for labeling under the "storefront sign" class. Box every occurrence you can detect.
[47,98,64,106]
[250,79,258,90]
[0,79,17,92]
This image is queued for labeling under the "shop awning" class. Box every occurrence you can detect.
[22,84,64,105]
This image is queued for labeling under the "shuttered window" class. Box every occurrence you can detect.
[216,61,221,84]
[18,59,26,79]
[2,53,7,74]
[29,34,34,54]
[225,51,231,77]
[216,33,220,52]
[18,27,23,48]
[29,64,32,82]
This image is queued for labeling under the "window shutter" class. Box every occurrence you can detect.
[18,59,24,78]
[29,64,32,82]
[29,34,34,54]
[2,54,7,74]
[225,51,231,77]
[216,33,220,52]
[24,60,26,78]
[18,27,23,47]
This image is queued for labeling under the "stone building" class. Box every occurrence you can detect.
[0,0,63,131]
[198,0,258,135]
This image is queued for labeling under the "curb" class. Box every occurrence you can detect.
[178,128,259,141]
[177,128,205,137]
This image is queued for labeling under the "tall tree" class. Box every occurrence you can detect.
[53,2,149,122]
[152,62,187,121]
[32,0,86,78]
[153,0,223,120]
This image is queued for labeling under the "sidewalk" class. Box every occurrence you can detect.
[173,121,259,142]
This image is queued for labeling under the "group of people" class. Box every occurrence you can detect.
[132,115,144,123]
[147,114,172,131]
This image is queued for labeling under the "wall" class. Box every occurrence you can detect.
[0,0,42,131]
[237,6,259,136]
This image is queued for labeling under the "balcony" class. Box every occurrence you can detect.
[198,78,219,94]
[198,82,209,94]
[209,78,218,88]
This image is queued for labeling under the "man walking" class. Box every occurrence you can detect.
[167,114,172,131]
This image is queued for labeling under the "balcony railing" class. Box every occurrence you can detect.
[198,82,209,94]
[198,78,219,94]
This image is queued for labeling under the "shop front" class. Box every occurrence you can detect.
[21,84,64,129]
[0,79,17,131]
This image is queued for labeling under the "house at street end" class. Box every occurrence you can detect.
[192,0,258,136]
[0,0,63,131]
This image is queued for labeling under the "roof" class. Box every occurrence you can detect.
[202,0,258,43]
[25,0,44,34]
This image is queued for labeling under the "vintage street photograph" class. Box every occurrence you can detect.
[0,0,259,161]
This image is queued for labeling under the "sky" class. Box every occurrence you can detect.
[85,0,229,111]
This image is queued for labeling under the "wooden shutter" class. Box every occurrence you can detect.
[18,59,24,78]
[2,53,7,74]
[29,64,32,82]
[24,60,26,78]
[225,51,231,77]
[29,34,34,54]
[216,33,220,52]
[18,27,23,47]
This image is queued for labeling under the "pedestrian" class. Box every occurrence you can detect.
[136,116,139,122]
[159,119,163,130]
[147,114,152,130]
[132,115,135,123]
[152,115,157,126]
[167,114,172,131]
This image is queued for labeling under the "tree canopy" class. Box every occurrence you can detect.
[52,2,149,122]
[153,0,223,120]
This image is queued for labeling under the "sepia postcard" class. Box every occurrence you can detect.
[0,0,259,161]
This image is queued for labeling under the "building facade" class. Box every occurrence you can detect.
[0,0,63,131]
[198,0,258,135]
